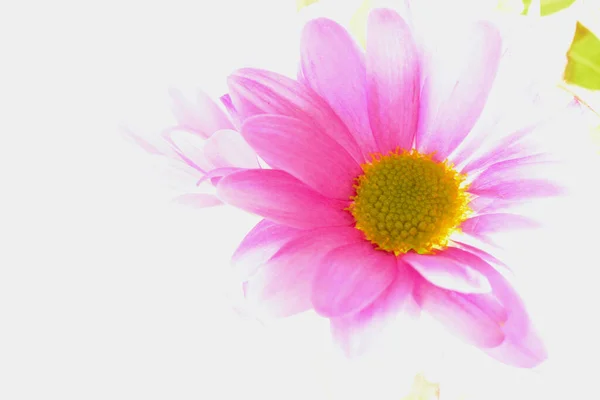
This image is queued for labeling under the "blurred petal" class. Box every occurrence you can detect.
[168,88,233,137]
[231,219,303,280]
[245,226,363,318]
[416,21,501,160]
[203,129,259,169]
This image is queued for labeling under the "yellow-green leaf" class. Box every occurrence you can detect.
[520,0,576,15]
[349,0,373,49]
[564,22,600,90]
[296,0,320,11]
[541,0,576,16]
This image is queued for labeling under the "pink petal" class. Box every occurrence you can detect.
[241,115,361,199]
[231,219,303,280]
[459,126,536,174]
[450,240,511,273]
[402,252,491,294]
[416,21,502,160]
[219,94,241,130]
[120,125,167,156]
[300,18,377,158]
[330,259,418,357]
[312,242,397,318]
[460,213,540,244]
[469,156,565,200]
[414,279,505,348]
[227,68,363,163]
[366,9,420,153]
[196,167,243,187]
[172,193,223,208]
[245,226,364,318]
[203,129,259,170]
[216,169,354,229]
[446,247,546,367]
[162,128,212,172]
[168,88,233,138]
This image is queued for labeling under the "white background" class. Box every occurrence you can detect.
[2,0,600,399]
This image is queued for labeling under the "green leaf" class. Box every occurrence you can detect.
[541,0,576,16]
[349,0,373,49]
[520,0,576,15]
[296,0,320,11]
[564,22,600,90]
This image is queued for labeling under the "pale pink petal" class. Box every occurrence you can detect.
[162,128,212,172]
[168,88,233,138]
[216,169,354,229]
[469,156,565,200]
[414,279,505,348]
[196,167,243,186]
[172,193,223,208]
[460,126,537,174]
[450,240,511,273]
[120,125,166,156]
[366,9,420,153]
[402,252,491,294]
[301,18,377,157]
[219,94,241,130]
[312,242,397,318]
[330,259,418,357]
[242,115,361,199]
[446,247,546,367]
[460,213,540,245]
[231,219,303,280]
[203,129,259,170]
[227,68,363,163]
[245,226,364,318]
[416,22,502,160]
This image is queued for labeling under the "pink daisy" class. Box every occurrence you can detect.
[206,7,582,368]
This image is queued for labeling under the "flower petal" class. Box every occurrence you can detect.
[231,219,303,280]
[227,68,363,163]
[172,193,223,209]
[241,115,361,199]
[168,88,233,137]
[414,279,505,348]
[366,8,420,153]
[469,156,565,201]
[219,94,241,130]
[245,226,364,319]
[203,129,259,169]
[330,259,418,357]
[460,213,540,245]
[416,21,502,160]
[402,252,491,294]
[216,169,353,229]
[162,128,212,172]
[301,18,377,157]
[312,242,397,318]
[445,247,546,367]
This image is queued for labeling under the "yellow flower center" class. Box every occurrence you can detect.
[349,150,471,255]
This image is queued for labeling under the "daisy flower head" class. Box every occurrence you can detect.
[129,3,594,368]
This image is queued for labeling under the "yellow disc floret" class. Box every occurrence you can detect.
[348,150,471,255]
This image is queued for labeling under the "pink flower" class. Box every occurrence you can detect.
[122,88,259,208]
[213,8,581,367]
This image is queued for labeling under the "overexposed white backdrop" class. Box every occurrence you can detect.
[2,0,600,399]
